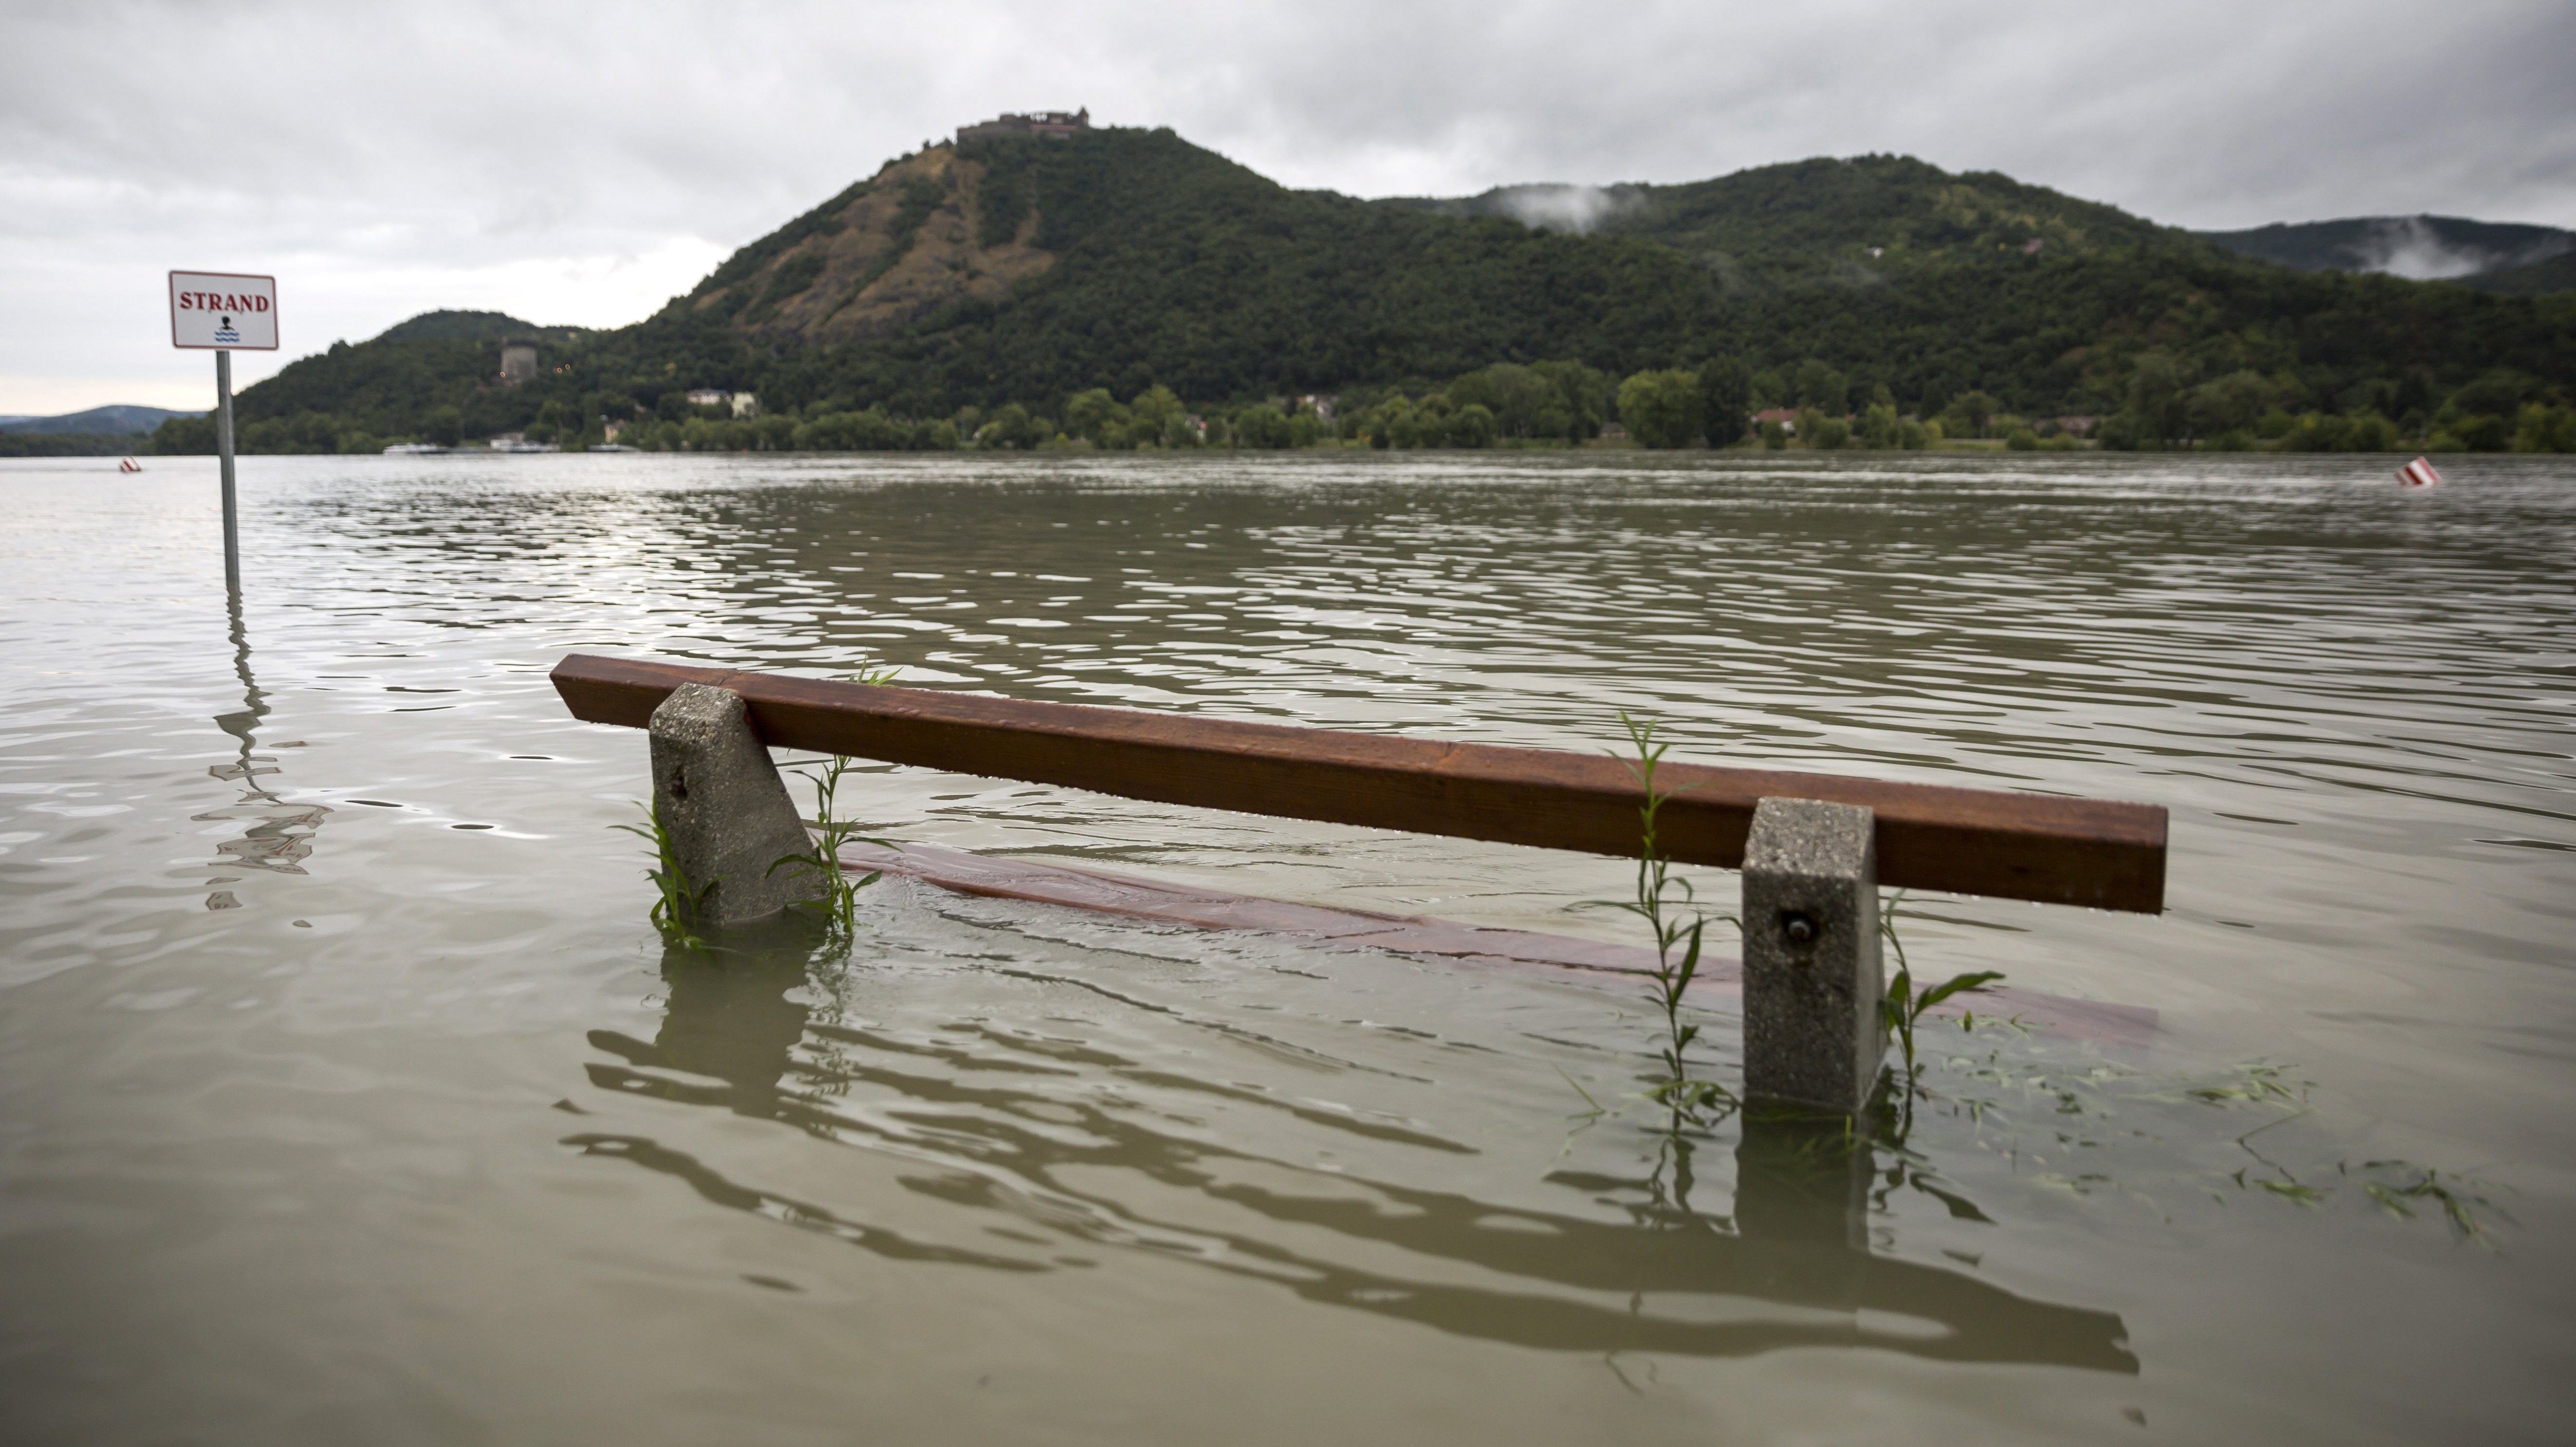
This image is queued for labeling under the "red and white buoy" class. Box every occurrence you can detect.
[2396,456,2441,488]
[117,457,142,473]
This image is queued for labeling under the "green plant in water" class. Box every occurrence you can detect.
[615,799,715,952]
[769,664,901,946]
[1878,888,2003,1085]
[2218,1096,2512,1244]
[2354,1161,2511,1245]
[770,749,892,942]
[1612,712,1736,1119]
[2184,1061,2302,1106]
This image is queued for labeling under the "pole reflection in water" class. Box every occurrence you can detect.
[198,590,329,908]
[573,935,2135,1372]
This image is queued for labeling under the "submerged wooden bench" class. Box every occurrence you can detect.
[552,653,2168,1111]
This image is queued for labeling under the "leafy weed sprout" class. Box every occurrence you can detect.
[1612,712,1737,1120]
[769,664,902,948]
[1877,889,2004,1085]
[770,749,893,944]
[615,800,715,952]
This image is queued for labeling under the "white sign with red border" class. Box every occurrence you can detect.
[169,271,278,350]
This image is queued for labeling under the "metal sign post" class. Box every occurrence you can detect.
[214,349,239,592]
[168,271,278,597]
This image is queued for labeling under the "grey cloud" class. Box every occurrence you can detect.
[3,0,2570,410]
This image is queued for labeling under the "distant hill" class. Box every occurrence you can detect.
[1,403,198,436]
[156,128,2576,454]
[2200,215,2575,291]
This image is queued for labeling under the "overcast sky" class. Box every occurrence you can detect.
[5,0,2570,414]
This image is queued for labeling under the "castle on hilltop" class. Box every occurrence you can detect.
[956,108,1091,144]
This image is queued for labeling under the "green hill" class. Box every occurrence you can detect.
[1383,155,2173,274]
[156,128,2576,455]
[1510,156,2166,268]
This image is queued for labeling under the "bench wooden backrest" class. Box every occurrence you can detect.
[552,653,2165,913]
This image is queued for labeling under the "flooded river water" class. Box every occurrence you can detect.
[2,450,2569,1443]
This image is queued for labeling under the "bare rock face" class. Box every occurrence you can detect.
[694,147,1056,348]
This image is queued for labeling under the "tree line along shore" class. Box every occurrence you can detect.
[143,354,2576,457]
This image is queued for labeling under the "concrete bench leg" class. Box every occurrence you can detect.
[648,683,825,928]
[1742,797,1885,1115]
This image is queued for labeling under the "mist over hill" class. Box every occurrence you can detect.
[2199,215,2576,291]
[154,127,2576,456]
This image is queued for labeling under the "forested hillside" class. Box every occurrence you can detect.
[1397,155,2174,272]
[2462,251,2576,296]
[154,126,2576,456]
